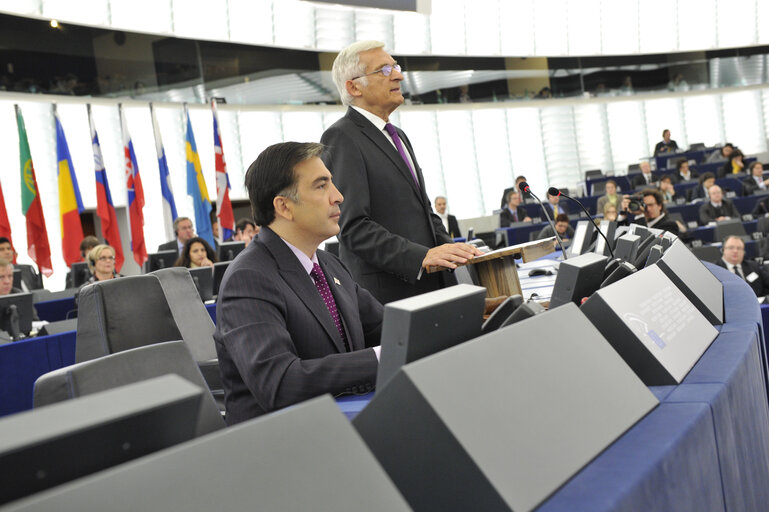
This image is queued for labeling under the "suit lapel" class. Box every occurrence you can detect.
[318,252,361,351]
[261,228,347,353]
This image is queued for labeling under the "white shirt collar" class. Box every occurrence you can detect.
[280,237,318,276]
[351,105,387,131]
[646,212,665,228]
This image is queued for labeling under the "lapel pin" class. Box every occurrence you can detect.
[333,277,341,285]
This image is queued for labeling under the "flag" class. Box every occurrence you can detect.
[0,179,16,263]
[15,104,53,277]
[89,105,125,272]
[212,100,234,242]
[150,103,178,242]
[120,105,147,266]
[185,107,215,248]
[55,107,85,266]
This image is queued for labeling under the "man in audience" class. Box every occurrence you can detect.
[320,40,480,303]
[542,189,568,218]
[689,172,716,201]
[215,142,382,425]
[0,259,17,296]
[434,196,461,238]
[158,217,194,255]
[699,185,741,225]
[654,129,679,155]
[232,217,259,246]
[499,190,531,227]
[742,161,768,196]
[0,237,42,291]
[0,238,14,265]
[631,161,656,188]
[716,235,769,299]
[675,158,698,182]
[705,143,734,164]
[537,213,574,244]
[621,189,680,234]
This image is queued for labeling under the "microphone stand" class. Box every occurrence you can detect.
[549,188,616,259]
[520,183,568,259]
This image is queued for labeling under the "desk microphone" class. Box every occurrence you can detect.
[547,187,616,259]
[519,182,568,259]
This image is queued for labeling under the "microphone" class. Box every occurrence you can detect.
[519,182,568,259]
[547,187,616,259]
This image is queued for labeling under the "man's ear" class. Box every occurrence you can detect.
[273,196,294,222]
[345,79,363,100]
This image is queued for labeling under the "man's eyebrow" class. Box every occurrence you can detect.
[312,176,330,186]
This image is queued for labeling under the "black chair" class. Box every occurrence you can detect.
[689,245,721,264]
[713,219,747,244]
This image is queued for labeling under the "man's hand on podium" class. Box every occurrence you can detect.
[422,243,483,270]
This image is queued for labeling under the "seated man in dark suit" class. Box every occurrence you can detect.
[434,196,461,238]
[716,235,769,299]
[742,161,768,196]
[214,142,382,425]
[631,161,656,189]
[674,158,698,183]
[0,258,20,296]
[157,216,195,255]
[542,190,569,219]
[499,190,531,227]
[688,172,716,202]
[620,189,681,234]
[698,185,741,225]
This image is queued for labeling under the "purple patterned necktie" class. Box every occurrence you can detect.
[384,123,419,186]
[310,263,349,351]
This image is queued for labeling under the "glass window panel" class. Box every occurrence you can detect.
[601,0,639,55]
[398,110,446,210]
[392,10,430,55]
[573,103,613,176]
[465,0,500,56]
[606,100,649,178]
[430,0,466,56]
[534,0,568,56]
[639,0,677,54]
[227,0,274,46]
[435,110,484,217]
[354,10,394,50]
[682,94,724,147]
[0,0,40,16]
[643,98,686,165]
[721,90,767,155]
[677,0,717,51]
[500,0,534,56]
[315,6,354,51]
[273,0,315,49]
[236,110,283,176]
[322,109,346,131]
[110,0,173,34]
[42,0,109,26]
[759,0,769,46]
[568,0,602,55]
[172,0,229,40]
[506,107,548,197]
[472,108,514,214]
[717,0,756,49]
[281,111,324,143]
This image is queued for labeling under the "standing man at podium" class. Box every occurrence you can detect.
[321,40,480,304]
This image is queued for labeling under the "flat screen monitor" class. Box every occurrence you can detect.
[12,269,22,290]
[0,375,203,505]
[376,284,487,390]
[213,261,230,296]
[713,219,747,243]
[568,220,595,257]
[188,267,213,302]
[144,251,177,273]
[70,262,92,288]
[0,292,34,342]
[594,220,617,257]
[218,241,245,262]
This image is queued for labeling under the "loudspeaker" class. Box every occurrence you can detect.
[3,395,410,512]
[581,264,719,385]
[549,252,608,308]
[354,303,658,512]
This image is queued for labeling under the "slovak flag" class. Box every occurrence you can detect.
[88,105,124,272]
[120,105,147,266]
[212,100,234,242]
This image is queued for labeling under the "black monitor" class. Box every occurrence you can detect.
[568,220,595,257]
[549,252,609,309]
[713,219,747,243]
[188,267,213,302]
[218,241,245,262]
[0,375,203,506]
[70,262,92,288]
[0,292,34,342]
[594,220,617,257]
[12,269,22,290]
[376,284,487,390]
[144,250,177,273]
[213,261,230,296]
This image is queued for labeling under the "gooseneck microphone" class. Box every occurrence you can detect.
[548,187,616,259]
[519,182,568,258]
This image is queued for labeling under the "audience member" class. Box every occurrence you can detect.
[752,194,769,217]
[0,237,41,291]
[716,236,769,298]
[232,218,258,246]
[689,172,716,201]
[705,143,734,164]
[631,161,656,188]
[214,142,382,424]
[742,161,769,196]
[658,175,679,204]
[675,158,698,182]
[158,217,195,255]
[596,179,619,214]
[434,196,461,238]
[602,203,618,221]
[542,190,569,218]
[499,190,531,227]
[699,185,741,225]
[654,129,678,155]
[65,235,99,288]
[83,245,120,285]
[718,149,745,178]
[0,237,15,265]
[621,189,681,234]
[174,237,217,268]
[537,213,574,244]
[0,259,19,296]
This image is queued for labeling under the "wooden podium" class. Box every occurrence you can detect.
[427,238,555,297]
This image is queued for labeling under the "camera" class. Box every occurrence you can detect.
[627,195,644,212]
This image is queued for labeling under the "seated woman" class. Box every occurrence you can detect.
[658,175,679,204]
[602,202,618,222]
[174,237,217,268]
[84,244,120,285]
[742,161,769,196]
[718,149,745,178]
[688,172,716,201]
[596,179,619,215]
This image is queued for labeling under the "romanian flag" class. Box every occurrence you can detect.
[185,107,215,249]
[120,105,147,266]
[89,105,125,272]
[212,100,234,242]
[0,179,15,263]
[55,108,85,267]
[150,103,178,242]
[15,105,53,277]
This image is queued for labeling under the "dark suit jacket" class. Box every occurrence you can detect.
[631,214,680,235]
[631,173,656,189]
[541,201,569,220]
[446,214,461,239]
[742,176,767,196]
[321,107,454,304]
[499,206,529,227]
[753,197,769,217]
[213,226,381,425]
[699,200,741,225]
[688,185,710,202]
[675,170,699,183]
[715,258,769,297]
[157,240,180,255]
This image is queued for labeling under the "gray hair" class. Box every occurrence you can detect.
[332,40,386,106]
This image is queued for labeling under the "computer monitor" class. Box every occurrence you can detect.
[188,267,213,302]
[0,375,203,505]
[218,241,245,262]
[594,220,617,257]
[144,251,177,273]
[713,219,747,243]
[12,269,22,290]
[70,262,92,288]
[568,220,595,257]
[376,284,487,390]
[0,292,34,342]
[213,261,230,296]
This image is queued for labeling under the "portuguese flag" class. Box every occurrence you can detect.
[15,105,53,277]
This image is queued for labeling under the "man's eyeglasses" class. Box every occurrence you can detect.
[352,64,402,81]
[642,202,658,209]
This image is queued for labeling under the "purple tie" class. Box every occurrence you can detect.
[384,123,419,186]
[310,263,349,351]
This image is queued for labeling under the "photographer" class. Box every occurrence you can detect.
[619,189,681,234]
